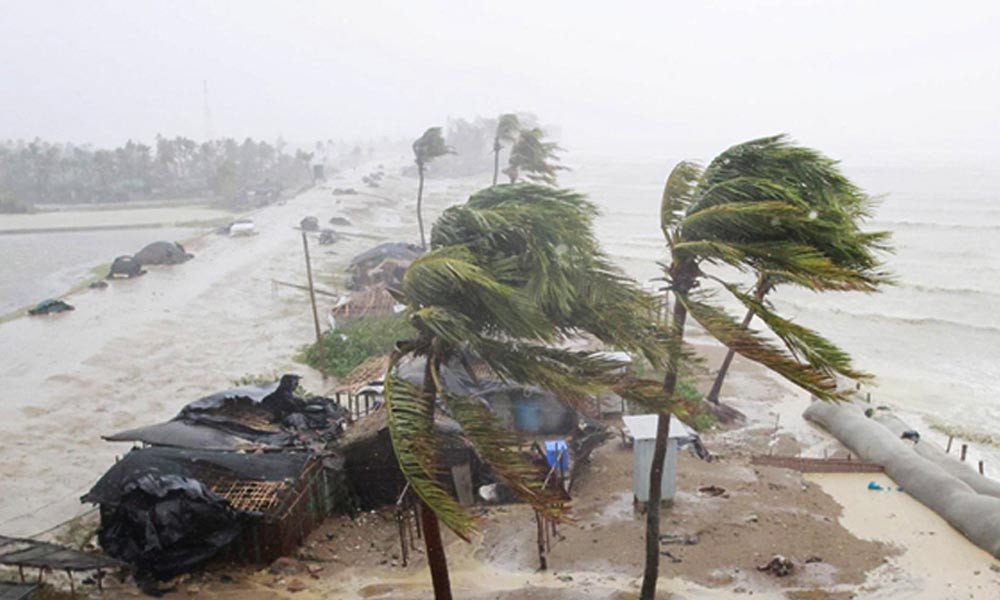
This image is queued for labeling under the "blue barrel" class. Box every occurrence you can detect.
[514,398,541,433]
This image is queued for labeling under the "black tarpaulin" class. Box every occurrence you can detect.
[0,582,39,600]
[102,375,348,450]
[0,535,118,571]
[82,447,313,582]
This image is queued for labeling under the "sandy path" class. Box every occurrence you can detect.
[0,164,477,536]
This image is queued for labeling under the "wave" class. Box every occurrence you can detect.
[821,308,1000,337]
[871,219,1000,232]
[903,283,1000,301]
[926,416,1000,449]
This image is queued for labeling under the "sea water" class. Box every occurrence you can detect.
[563,157,1000,462]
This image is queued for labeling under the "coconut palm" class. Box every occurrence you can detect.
[492,114,520,186]
[504,128,565,185]
[703,138,892,403]
[639,136,893,600]
[413,127,453,249]
[384,183,677,599]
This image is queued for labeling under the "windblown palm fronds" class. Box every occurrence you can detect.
[413,126,454,249]
[384,183,669,543]
[639,135,894,600]
[503,128,566,186]
[492,114,521,186]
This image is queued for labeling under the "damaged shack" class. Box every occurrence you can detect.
[347,242,422,290]
[83,375,350,582]
[335,355,610,508]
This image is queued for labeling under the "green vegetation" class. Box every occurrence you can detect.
[386,183,670,599]
[492,113,520,186]
[639,136,893,600]
[299,314,415,378]
[0,189,32,213]
[0,136,310,208]
[412,127,453,249]
[704,135,892,404]
[503,127,566,185]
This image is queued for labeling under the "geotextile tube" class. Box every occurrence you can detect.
[804,401,1000,558]
[871,411,1000,500]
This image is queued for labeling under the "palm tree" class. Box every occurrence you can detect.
[412,127,452,249]
[504,128,565,185]
[703,138,892,403]
[385,183,673,599]
[492,114,520,186]
[639,136,893,600]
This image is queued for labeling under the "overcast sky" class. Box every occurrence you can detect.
[1,0,997,165]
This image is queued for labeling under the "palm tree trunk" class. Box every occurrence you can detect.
[705,308,753,404]
[492,144,500,186]
[420,501,452,600]
[640,294,688,600]
[417,164,427,250]
[420,357,453,600]
[705,277,770,404]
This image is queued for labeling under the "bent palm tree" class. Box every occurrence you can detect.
[704,135,893,403]
[504,128,565,185]
[385,184,678,599]
[492,114,520,186]
[413,127,452,249]
[639,137,893,600]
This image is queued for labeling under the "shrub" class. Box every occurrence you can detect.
[299,313,415,377]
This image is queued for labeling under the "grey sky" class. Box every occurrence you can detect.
[2,0,997,164]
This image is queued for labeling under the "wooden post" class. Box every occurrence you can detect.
[866,392,871,403]
[961,444,968,461]
[946,436,954,453]
[302,231,322,344]
[535,511,547,570]
[67,570,75,598]
[18,566,23,583]
[979,461,985,475]
[397,513,408,567]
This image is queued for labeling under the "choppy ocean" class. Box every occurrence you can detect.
[563,157,1000,463]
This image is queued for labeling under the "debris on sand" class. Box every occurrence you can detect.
[659,533,699,545]
[757,554,794,576]
[319,229,338,245]
[300,216,320,231]
[27,298,74,315]
[697,485,727,497]
[329,216,352,226]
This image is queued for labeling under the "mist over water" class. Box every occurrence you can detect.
[563,157,1000,454]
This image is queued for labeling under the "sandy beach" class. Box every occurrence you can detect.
[1,164,998,599]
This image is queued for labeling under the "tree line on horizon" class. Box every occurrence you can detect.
[0,136,315,212]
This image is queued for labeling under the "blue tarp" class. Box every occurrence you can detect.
[545,440,569,472]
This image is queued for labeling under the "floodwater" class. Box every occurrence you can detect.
[0,205,229,315]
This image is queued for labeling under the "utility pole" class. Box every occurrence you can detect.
[302,232,322,344]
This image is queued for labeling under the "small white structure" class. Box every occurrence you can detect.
[622,414,696,505]
[229,218,257,237]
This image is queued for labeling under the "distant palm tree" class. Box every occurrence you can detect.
[385,184,671,600]
[639,136,892,600]
[504,128,565,185]
[492,114,520,186]
[412,127,452,249]
[703,135,892,404]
